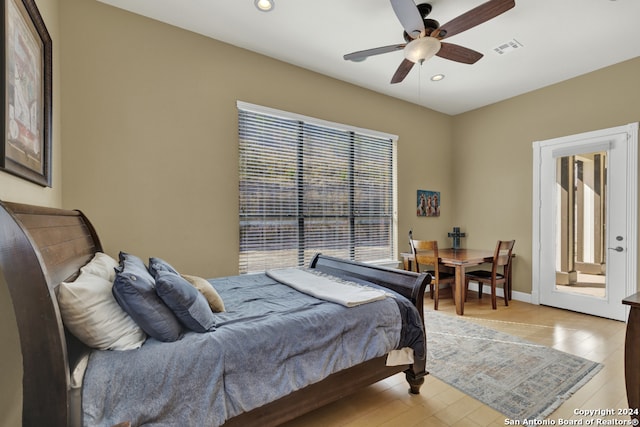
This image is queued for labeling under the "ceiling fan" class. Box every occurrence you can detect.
[343,0,516,84]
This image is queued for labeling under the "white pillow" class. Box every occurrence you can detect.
[79,252,119,282]
[57,271,147,350]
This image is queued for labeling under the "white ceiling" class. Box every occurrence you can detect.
[97,0,640,115]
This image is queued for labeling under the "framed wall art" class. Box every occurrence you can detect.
[1,0,52,186]
[416,190,440,217]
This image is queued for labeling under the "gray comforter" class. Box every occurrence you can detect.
[82,273,423,426]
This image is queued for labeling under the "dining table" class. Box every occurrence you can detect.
[401,248,503,316]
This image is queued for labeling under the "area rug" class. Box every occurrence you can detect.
[424,310,603,420]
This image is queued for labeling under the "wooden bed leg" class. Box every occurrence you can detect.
[405,369,427,394]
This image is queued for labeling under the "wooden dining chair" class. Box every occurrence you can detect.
[409,232,455,310]
[464,240,515,310]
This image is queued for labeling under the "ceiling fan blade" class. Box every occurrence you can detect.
[391,58,415,84]
[390,0,425,39]
[437,42,483,64]
[436,0,515,40]
[344,44,406,62]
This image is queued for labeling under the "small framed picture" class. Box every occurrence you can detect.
[1,0,52,186]
[417,190,440,217]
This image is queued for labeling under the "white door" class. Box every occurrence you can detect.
[532,123,638,321]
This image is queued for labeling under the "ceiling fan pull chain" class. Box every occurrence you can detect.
[418,63,422,104]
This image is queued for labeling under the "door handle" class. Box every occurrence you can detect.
[608,246,624,252]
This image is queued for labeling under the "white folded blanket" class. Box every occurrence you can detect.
[266,268,388,307]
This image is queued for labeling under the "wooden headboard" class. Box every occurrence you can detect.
[0,201,102,427]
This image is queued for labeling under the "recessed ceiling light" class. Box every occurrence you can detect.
[255,0,275,12]
[431,74,445,82]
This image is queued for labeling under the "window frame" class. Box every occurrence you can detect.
[237,101,398,273]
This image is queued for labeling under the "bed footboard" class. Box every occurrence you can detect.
[224,255,430,426]
[310,253,430,321]
[310,253,430,391]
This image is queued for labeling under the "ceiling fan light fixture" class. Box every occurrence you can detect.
[403,36,441,64]
[254,0,274,12]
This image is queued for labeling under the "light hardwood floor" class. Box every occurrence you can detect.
[282,291,628,427]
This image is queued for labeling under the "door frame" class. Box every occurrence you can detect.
[532,123,638,320]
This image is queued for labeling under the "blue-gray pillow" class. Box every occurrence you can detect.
[148,256,179,278]
[112,255,183,342]
[118,251,149,277]
[155,271,216,333]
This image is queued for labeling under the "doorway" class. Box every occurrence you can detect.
[532,123,638,321]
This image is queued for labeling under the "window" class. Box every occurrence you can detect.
[238,102,397,274]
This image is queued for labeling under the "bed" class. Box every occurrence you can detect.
[0,200,430,427]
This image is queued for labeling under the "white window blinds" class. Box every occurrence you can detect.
[238,102,397,274]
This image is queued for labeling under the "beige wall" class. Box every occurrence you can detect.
[451,57,640,295]
[0,1,61,426]
[59,0,639,297]
[59,0,454,278]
